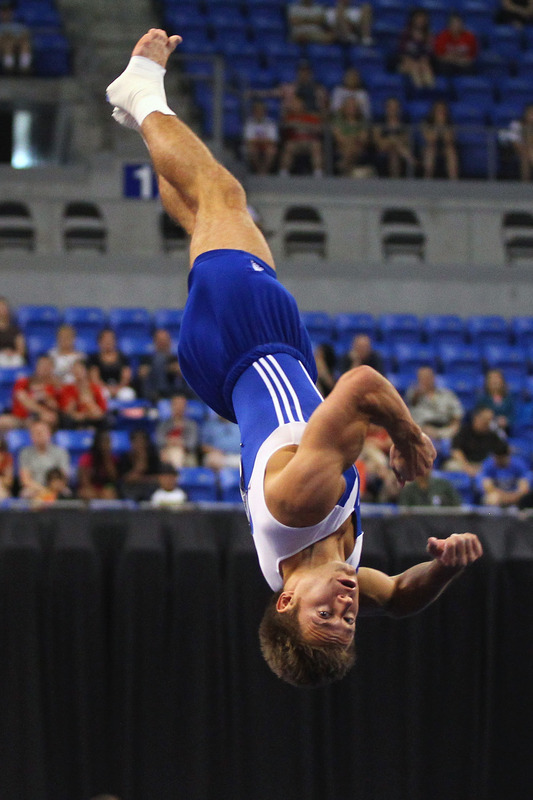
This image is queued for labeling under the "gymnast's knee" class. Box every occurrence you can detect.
[201,163,248,215]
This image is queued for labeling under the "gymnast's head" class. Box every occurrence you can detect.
[259,561,358,687]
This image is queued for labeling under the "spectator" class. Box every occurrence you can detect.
[18,420,70,499]
[155,393,199,468]
[374,96,416,177]
[433,13,478,77]
[324,0,373,46]
[201,415,241,471]
[496,0,533,27]
[76,429,119,500]
[287,0,331,44]
[330,67,371,120]
[509,103,533,182]
[406,366,463,442]
[118,429,161,500]
[0,3,32,75]
[478,368,515,434]
[0,295,25,367]
[48,324,85,385]
[479,439,530,507]
[398,468,462,507]
[357,424,400,503]
[279,95,325,176]
[397,8,435,89]
[331,96,373,176]
[340,334,385,374]
[2,354,59,431]
[35,467,74,504]
[0,435,13,499]
[314,343,337,396]
[445,405,504,476]
[150,463,187,508]
[255,60,328,118]
[58,359,107,428]
[243,101,279,175]
[421,100,459,179]
[87,328,135,401]
[136,328,181,402]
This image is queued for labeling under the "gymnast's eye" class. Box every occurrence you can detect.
[318,610,331,619]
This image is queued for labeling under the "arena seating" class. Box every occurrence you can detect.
[13,0,71,76]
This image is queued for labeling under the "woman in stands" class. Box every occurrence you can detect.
[397,8,435,89]
[331,95,373,176]
[77,429,119,500]
[0,296,25,367]
[478,369,515,435]
[373,96,416,177]
[87,328,134,401]
[421,100,459,179]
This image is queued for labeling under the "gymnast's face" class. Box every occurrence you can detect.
[278,562,359,646]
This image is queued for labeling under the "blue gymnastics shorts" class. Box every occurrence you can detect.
[177,249,317,423]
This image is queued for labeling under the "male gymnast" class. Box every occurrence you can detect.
[106,29,483,687]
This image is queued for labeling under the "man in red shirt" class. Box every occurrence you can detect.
[434,13,478,76]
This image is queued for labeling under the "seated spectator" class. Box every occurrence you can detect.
[374,97,416,178]
[479,439,530,507]
[496,0,533,27]
[398,468,462,507]
[314,343,337,397]
[287,0,331,44]
[255,60,329,119]
[445,405,504,476]
[406,366,463,442]
[243,101,279,175]
[58,359,107,428]
[357,424,400,503]
[118,429,161,500]
[433,13,478,77]
[331,96,374,177]
[201,415,241,471]
[478,368,515,434]
[0,435,13,499]
[279,96,324,176]
[150,463,187,508]
[421,100,459,179]
[77,429,119,500]
[0,3,32,75]
[18,420,70,499]
[136,328,182,402]
[87,328,135,402]
[1,354,59,431]
[35,467,74,505]
[330,67,371,121]
[155,393,199,468]
[340,334,385,374]
[509,103,533,182]
[397,8,435,89]
[48,324,85,385]
[0,295,25,367]
[324,0,373,46]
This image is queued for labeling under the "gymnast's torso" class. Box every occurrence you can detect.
[232,352,363,591]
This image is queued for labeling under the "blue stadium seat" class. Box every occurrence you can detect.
[314,63,345,90]
[423,314,465,345]
[372,21,403,59]
[452,75,494,108]
[440,373,481,411]
[462,8,495,40]
[482,344,528,378]
[378,313,422,345]
[179,467,218,502]
[53,429,94,461]
[301,311,333,344]
[457,129,492,179]
[63,306,106,335]
[333,313,376,348]
[153,308,183,337]
[466,315,510,346]
[437,342,482,374]
[185,399,209,424]
[496,77,533,108]
[487,27,523,64]
[109,430,131,454]
[508,437,533,466]
[17,2,62,29]
[32,32,70,76]
[490,102,523,128]
[477,50,510,80]
[512,317,533,348]
[74,333,99,355]
[373,0,408,29]
[515,51,533,79]
[406,99,433,122]
[26,332,56,359]
[219,466,242,502]
[17,304,60,336]
[386,370,417,396]
[439,471,475,504]
[0,366,29,410]
[117,334,154,360]
[450,102,488,125]
[347,46,386,77]
[6,428,32,453]
[391,342,436,372]
[108,308,152,338]
[364,72,405,106]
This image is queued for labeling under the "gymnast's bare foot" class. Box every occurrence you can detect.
[131,28,181,68]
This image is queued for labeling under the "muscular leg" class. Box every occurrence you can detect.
[107,29,274,269]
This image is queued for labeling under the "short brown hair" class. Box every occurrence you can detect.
[258,592,356,688]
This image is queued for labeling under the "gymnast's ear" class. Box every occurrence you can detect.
[276,592,294,613]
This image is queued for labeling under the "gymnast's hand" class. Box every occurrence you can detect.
[427,533,483,569]
[389,431,436,487]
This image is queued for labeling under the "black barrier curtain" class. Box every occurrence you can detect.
[0,509,532,800]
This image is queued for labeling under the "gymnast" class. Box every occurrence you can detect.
[106,29,483,687]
